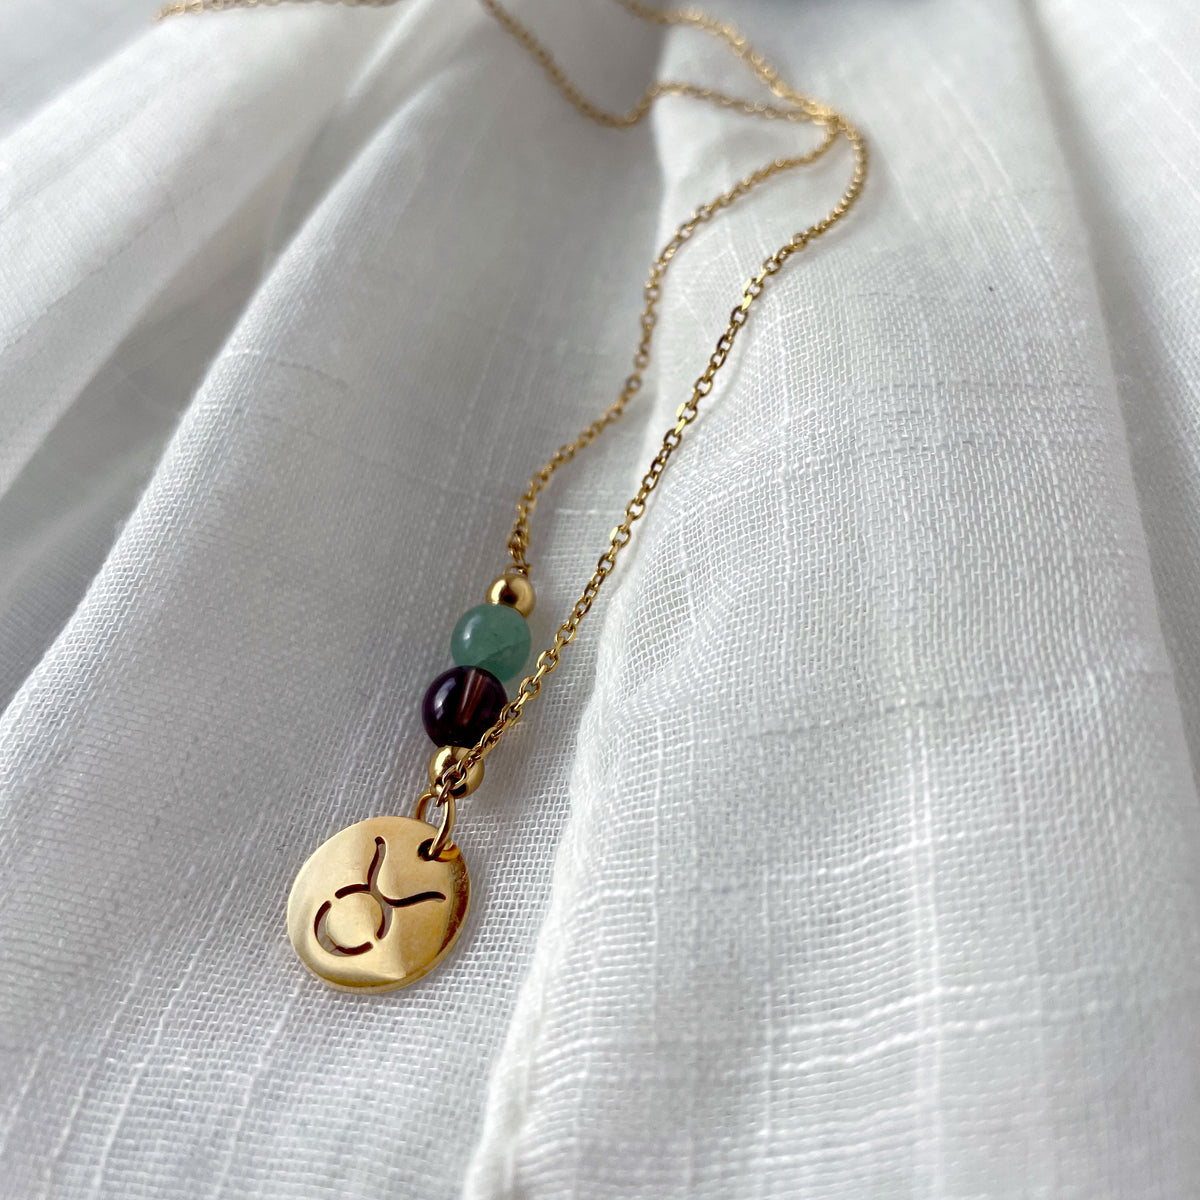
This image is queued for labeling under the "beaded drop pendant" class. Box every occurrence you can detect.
[286,573,534,992]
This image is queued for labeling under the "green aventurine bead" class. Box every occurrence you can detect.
[451,602,531,682]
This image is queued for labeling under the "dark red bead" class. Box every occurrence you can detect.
[422,666,507,746]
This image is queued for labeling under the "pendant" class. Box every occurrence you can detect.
[287,815,469,993]
[285,571,530,993]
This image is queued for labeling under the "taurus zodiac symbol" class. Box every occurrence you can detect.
[313,836,446,956]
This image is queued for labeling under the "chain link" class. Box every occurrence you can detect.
[155,0,868,819]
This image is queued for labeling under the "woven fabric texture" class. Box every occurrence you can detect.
[1,1,1199,1197]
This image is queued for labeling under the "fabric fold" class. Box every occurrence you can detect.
[0,3,672,1196]
[0,5,422,711]
[463,3,1200,1196]
[0,8,389,499]
[1025,0,1200,784]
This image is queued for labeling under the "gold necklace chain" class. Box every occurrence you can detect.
[156,0,867,860]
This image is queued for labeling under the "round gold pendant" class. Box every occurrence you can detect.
[286,816,469,993]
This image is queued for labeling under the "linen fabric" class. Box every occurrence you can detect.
[1,1,1199,1197]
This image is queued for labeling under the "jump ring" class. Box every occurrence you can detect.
[413,790,458,860]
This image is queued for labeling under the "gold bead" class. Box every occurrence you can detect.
[428,745,484,798]
[486,572,535,617]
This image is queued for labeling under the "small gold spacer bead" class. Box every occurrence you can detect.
[486,572,535,617]
[428,746,484,799]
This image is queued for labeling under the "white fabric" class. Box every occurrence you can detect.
[1,1,1199,1196]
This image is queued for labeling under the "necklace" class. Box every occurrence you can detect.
[156,0,868,993]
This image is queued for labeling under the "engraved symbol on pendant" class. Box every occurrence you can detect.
[287,815,470,993]
[313,836,446,956]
